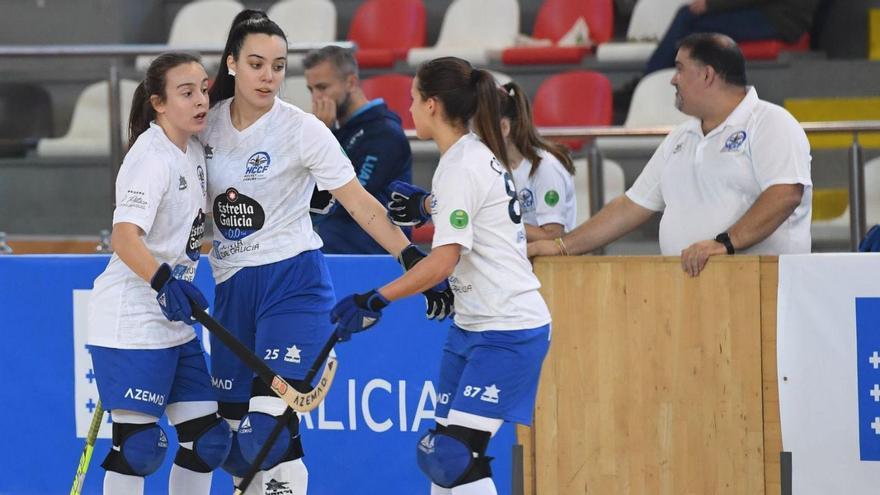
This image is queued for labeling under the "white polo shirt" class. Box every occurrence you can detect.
[626,87,812,255]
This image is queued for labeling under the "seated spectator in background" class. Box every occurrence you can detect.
[645,0,819,74]
[304,46,412,254]
[533,34,812,277]
[500,81,577,241]
[616,0,819,111]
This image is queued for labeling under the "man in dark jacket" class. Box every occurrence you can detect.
[645,0,820,74]
[303,46,413,254]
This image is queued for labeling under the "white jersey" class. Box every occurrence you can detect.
[200,97,356,283]
[511,149,577,232]
[626,87,812,255]
[431,133,551,331]
[88,123,208,349]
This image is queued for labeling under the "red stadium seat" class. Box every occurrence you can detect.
[411,223,434,244]
[349,0,426,69]
[532,71,612,151]
[360,74,415,130]
[501,0,614,65]
[739,33,810,61]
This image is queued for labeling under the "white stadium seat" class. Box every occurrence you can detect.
[37,80,138,157]
[573,157,625,224]
[595,0,688,64]
[406,0,519,66]
[269,0,337,70]
[135,0,245,73]
[596,68,689,154]
[280,76,312,110]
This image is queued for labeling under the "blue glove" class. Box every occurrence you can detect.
[399,244,455,321]
[860,224,880,252]
[150,263,208,325]
[386,180,431,227]
[331,289,390,342]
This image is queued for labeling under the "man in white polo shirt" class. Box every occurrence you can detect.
[529,32,812,276]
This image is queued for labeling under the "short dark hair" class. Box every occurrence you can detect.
[677,33,747,87]
[303,45,358,78]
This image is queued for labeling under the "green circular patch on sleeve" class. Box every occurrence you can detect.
[544,190,560,207]
[450,209,469,229]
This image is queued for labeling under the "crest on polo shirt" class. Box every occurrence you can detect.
[722,131,747,152]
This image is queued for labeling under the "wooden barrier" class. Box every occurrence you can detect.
[7,238,102,254]
[518,256,781,495]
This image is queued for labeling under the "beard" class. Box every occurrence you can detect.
[336,92,353,120]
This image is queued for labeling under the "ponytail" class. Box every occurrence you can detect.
[128,81,154,149]
[500,81,574,177]
[128,52,202,149]
[416,57,509,167]
[471,69,509,168]
[209,9,287,106]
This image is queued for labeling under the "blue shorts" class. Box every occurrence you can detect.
[211,250,336,403]
[434,324,551,426]
[89,338,216,418]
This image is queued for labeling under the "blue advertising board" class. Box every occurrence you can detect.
[0,255,515,494]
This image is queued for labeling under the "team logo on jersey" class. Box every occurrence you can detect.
[544,190,560,207]
[722,131,747,152]
[518,188,535,210]
[178,175,188,190]
[213,188,266,240]
[185,209,206,261]
[284,345,302,363]
[672,142,684,154]
[244,152,271,181]
[450,210,469,229]
[480,384,500,404]
[203,144,214,159]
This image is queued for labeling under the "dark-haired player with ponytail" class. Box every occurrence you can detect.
[499,81,577,241]
[332,57,552,494]
[87,53,231,495]
[200,10,445,494]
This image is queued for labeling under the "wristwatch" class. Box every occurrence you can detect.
[714,232,735,255]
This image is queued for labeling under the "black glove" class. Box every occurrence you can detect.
[399,244,454,321]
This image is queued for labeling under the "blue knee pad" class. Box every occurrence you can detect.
[102,422,169,476]
[416,424,493,488]
[174,414,232,472]
[238,411,302,471]
[222,430,253,478]
[193,418,232,470]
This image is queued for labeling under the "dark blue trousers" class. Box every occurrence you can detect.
[645,6,778,73]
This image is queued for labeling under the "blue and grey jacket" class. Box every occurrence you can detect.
[315,99,413,254]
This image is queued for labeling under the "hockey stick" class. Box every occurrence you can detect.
[191,307,338,413]
[234,336,337,495]
[70,399,104,495]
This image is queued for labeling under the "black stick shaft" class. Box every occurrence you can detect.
[234,334,337,495]
[192,307,277,386]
